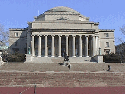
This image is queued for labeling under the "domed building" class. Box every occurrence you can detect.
[9,6,115,63]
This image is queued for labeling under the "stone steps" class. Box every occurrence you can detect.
[1,63,125,72]
[0,72,124,87]
[25,56,97,63]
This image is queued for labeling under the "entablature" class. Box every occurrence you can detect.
[30,29,95,32]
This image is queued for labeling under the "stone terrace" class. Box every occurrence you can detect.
[0,63,125,72]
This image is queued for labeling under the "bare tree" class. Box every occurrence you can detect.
[0,24,9,46]
[115,25,125,62]
[120,25,125,35]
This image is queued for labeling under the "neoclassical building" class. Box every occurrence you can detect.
[9,6,115,63]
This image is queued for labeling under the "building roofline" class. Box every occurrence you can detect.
[99,29,115,32]
[9,28,28,31]
[31,20,99,24]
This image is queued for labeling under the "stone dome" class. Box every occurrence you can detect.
[45,6,80,14]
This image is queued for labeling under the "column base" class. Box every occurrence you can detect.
[51,56,55,57]
[37,56,41,57]
[58,56,61,57]
[79,56,82,57]
[72,56,76,57]
[86,56,89,57]
[44,56,48,57]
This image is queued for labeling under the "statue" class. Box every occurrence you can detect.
[28,47,31,54]
[99,47,101,55]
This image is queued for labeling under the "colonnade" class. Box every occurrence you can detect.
[31,35,98,57]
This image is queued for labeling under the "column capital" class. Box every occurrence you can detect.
[72,35,76,37]
[31,35,35,36]
[38,35,42,36]
[85,35,88,37]
[51,35,55,37]
[65,35,69,37]
[79,35,82,37]
[58,35,62,37]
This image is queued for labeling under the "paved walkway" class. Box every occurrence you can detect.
[0,87,125,94]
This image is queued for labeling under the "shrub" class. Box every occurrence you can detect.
[103,53,121,63]
[2,52,26,62]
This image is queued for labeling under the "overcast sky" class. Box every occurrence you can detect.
[0,0,125,45]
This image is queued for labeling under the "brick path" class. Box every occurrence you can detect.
[0,87,125,94]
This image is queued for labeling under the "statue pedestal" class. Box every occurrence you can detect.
[25,54,32,63]
[93,55,103,63]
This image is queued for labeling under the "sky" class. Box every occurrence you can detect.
[0,0,125,45]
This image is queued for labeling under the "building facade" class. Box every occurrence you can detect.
[9,6,115,63]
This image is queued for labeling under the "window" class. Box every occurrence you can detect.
[104,49,110,54]
[106,51,109,54]
[14,32,18,37]
[104,33,109,37]
[106,42,109,47]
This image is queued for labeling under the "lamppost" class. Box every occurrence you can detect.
[34,84,36,94]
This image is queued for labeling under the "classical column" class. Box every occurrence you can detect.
[93,36,95,56]
[95,36,98,55]
[66,35,69,56]
[91,36,93,56]
[44,35,48,57]
[38,35,41,57]
[32,35,35,56]
[72,35,76,57]
[85,36,89,57]
[51,35,54,57]
[79,35,82,57]
[58,35,61,57]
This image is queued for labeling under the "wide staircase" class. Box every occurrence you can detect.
[0,63,125,87]
[0,72,125,87]
[26,57,96,63]
[0,63,125,72]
